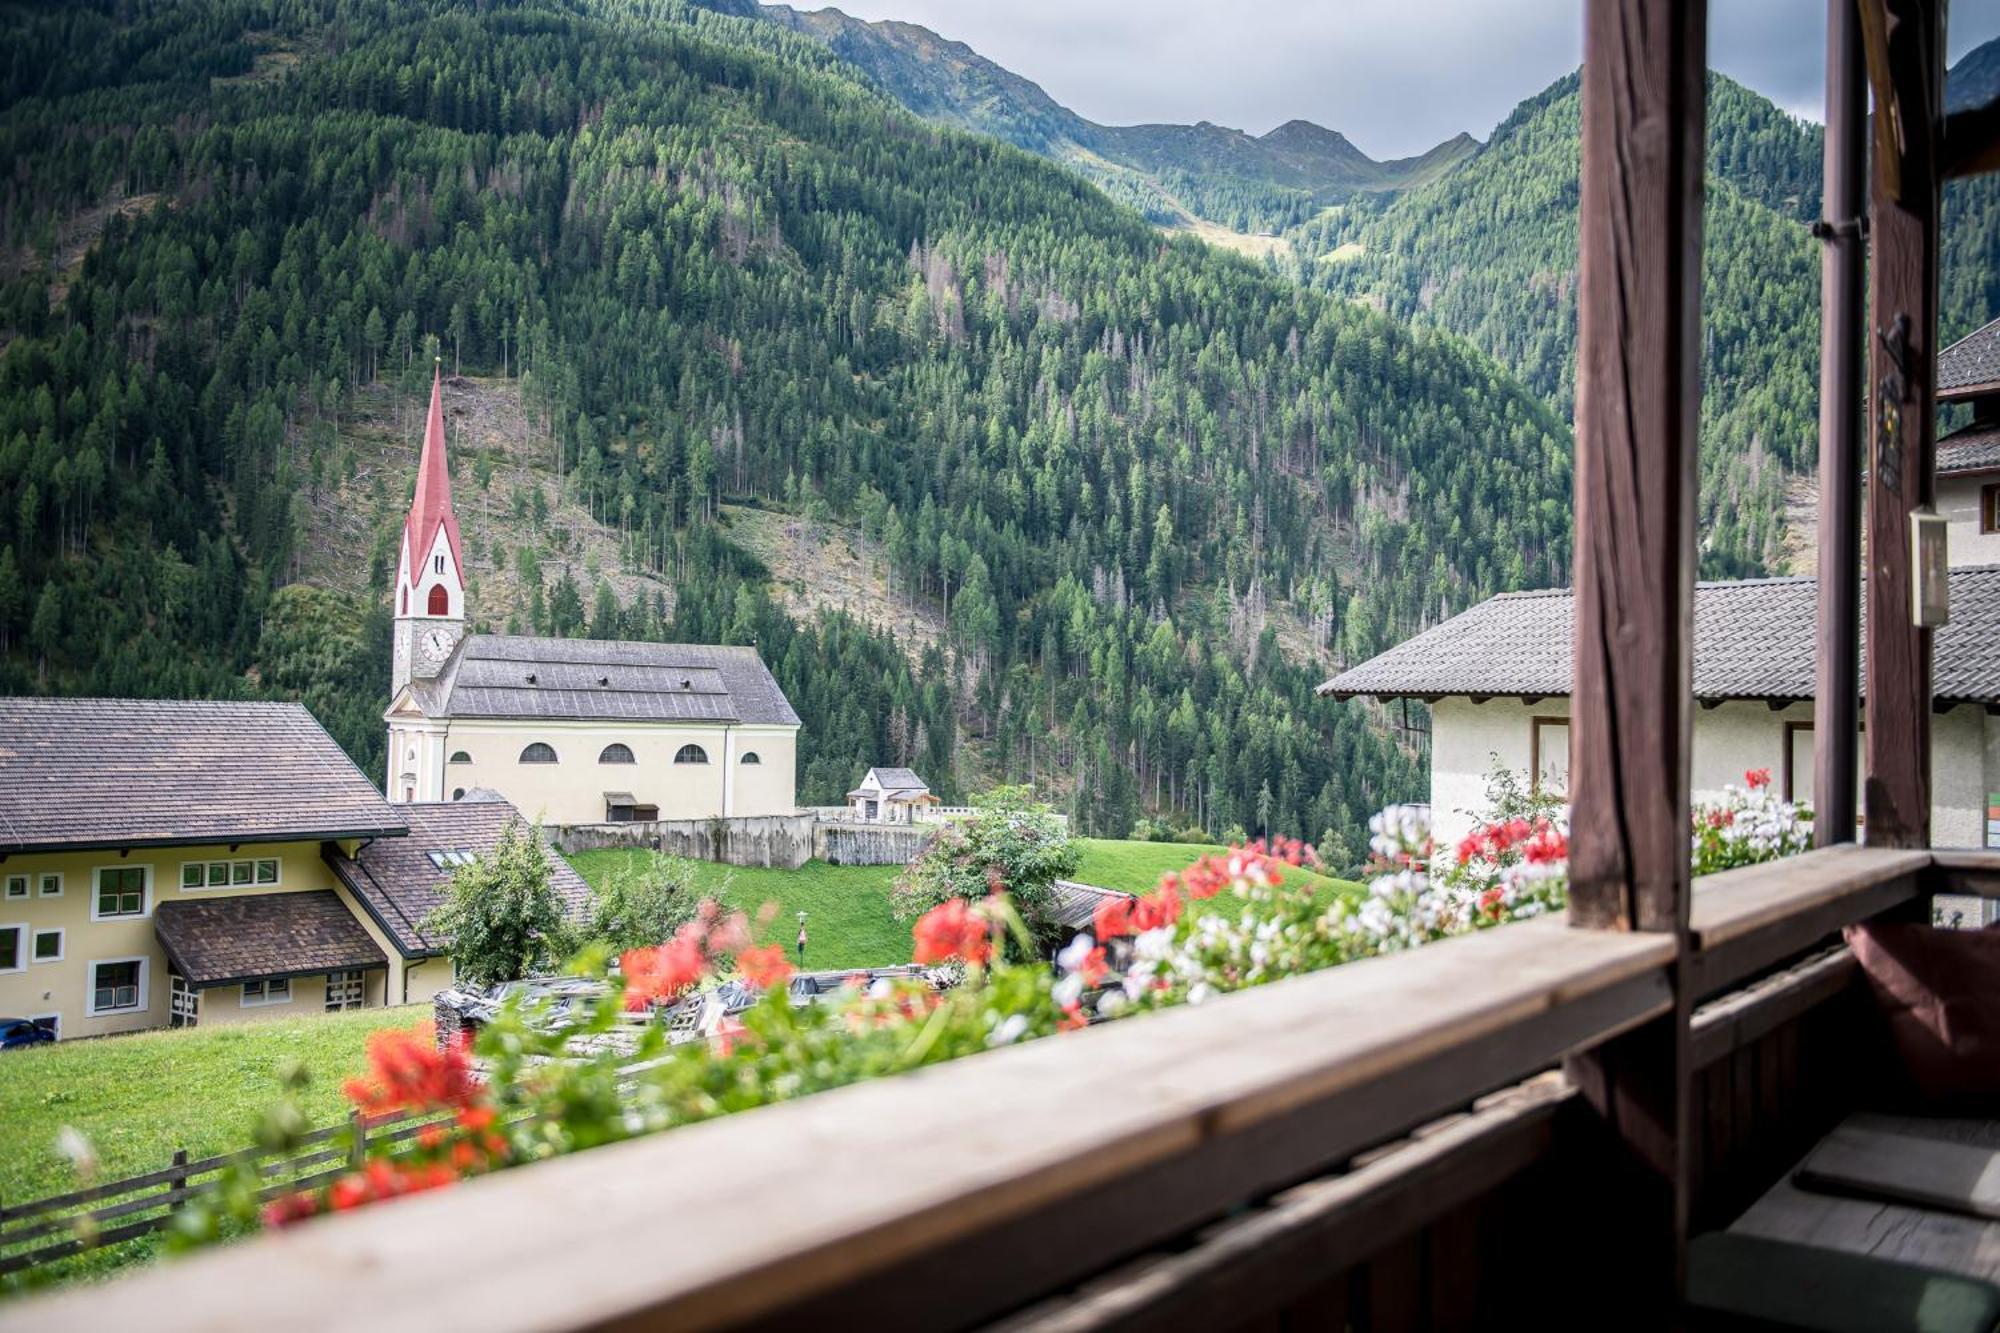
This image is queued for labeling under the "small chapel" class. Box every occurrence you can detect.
[382,367,801,827]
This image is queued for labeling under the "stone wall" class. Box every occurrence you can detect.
[554,815,934,869]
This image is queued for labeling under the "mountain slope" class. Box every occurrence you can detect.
[1300,50,2000,576]
[0,0,1583,844]
[751,2,1478,232]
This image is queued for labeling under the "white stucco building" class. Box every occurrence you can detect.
[383,368,801,825]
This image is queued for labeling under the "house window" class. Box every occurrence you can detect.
[428,584,450,615]
[32,928,63,963]
[0,925,23,974]
[169,973,198,1028]
[183,859,280,890]
[326,970,366,1012]
[38,872,61,897]
[3,874,25,900]
[1985,483,2000,535]
[674,744,709,765]
[426,849,478,869]
[449,751,472,764]
[519,743,558,764]
[89,958,147,1016]
[1529,717,1570,797]
[740,752,761,765]
[1783,721,1814,804]
[242,977,292,1007]
[599,743,635,764]
[94,866,148,920]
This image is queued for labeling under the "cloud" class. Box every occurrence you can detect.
[814,0,2000,159]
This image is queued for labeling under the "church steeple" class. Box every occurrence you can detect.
[391,362,467,697]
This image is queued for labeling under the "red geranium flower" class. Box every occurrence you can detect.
[736,943,794,989]
[912,897,993,966]
[342,1024,478,1117]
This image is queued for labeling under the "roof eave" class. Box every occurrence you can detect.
[0,821,410,859]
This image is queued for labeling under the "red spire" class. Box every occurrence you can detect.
[404,362,465,586]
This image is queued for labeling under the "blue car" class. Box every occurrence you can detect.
[0,1018,55,1050]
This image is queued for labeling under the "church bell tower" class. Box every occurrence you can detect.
[391,362,467,698]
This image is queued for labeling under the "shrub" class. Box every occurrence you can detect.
[891,787,1079,953]
[585,855,701,957]
[424,822,571,988]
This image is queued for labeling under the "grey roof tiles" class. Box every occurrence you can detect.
[1939,423,2000,477]
[1940,317,2000,399]
[0,698,406,854]
[1319,565,2000,707]
[419,636,800,726]
[153,891,388,986]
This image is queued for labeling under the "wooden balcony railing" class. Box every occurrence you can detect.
[13,847,1984,1333]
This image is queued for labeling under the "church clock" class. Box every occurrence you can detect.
[417,624,461,675]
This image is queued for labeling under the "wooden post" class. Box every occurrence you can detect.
[1567,0,1705,1314]
[169,1149,188,1214]
[1814,0,1865,846]
[1860,0,1943,849]
[349,1109,367,1172]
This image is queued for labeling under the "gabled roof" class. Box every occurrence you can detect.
[406,635,800,726]
[1318,565,2000,708]
[1939,422,2000,478]
[326,796,592,958]
[403,364,465,584]
[0,698,407,855]
[850,767,929,799]
[154,891,387,987]
[1940,317,2000,401]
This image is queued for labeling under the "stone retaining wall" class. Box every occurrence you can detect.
[554,816,934,869]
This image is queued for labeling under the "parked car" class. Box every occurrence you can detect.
[0,1017,55,1050]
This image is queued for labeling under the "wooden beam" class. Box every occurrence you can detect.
[1567,0,1705,1315]
[1862,0,1943,849]
[1812,0,1864,855]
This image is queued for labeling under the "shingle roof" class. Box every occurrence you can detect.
[1318,565,2000,707]
[1939,422,2000,477]
[1940,317,2000,399]
[326,797,592,958]
[0,699,407,855]
[415,636,800,726]
[1049,880,1135,932]
[153,891,387,987]
[867,768,927,791]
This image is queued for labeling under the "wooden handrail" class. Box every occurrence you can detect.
[8,917,1671,1333]
[1686,845,1926,996]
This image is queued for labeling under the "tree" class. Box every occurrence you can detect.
[891,786,1079,955]
[584,854,701,956]
[425,821,571,987]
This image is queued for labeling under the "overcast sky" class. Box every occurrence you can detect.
[819,0,2000,159]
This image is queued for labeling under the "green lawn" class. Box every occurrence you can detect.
[568,853,909,971]
[1072,838,1362,900]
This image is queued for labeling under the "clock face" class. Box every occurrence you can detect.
[423,628,456,661]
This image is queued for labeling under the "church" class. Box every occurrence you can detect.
[383,368,801,826]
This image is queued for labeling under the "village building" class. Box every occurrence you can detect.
[0,699,585,1038]
[1323,318,2000,855]
[384,367,801,826]
[845,767,936,823]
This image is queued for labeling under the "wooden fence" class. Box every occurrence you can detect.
[0,1105,451,1275]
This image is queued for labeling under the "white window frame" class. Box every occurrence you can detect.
[180,858,281,892]
[37,871,62,898]
[0,923,27,975]
[3,873,26,900]
[29,1012,59,1041]
[86,956,150,1017]
[325,970,366,1012]
[31,927,64,964]
[91,865,152,922]
[241,977,293,1008]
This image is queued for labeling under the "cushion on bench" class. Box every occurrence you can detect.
[1688,1233,2000,1333]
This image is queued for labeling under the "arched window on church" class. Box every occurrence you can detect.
[740,752,761,765]
[434,553,445,575]
[428,584,450,616]
[519,743,558,765]
[673,744,709,765]
[599,744,635,765]
[448,751,472,765]
[401,589,408,614]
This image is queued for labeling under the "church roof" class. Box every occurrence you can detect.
[0,698,407,855]
[403,364,465,585]
[327,796,591,959]
[1317,565,2000,708]
[1940,316,2000,401]
[154,891,388,987]
[413,636,801,726]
